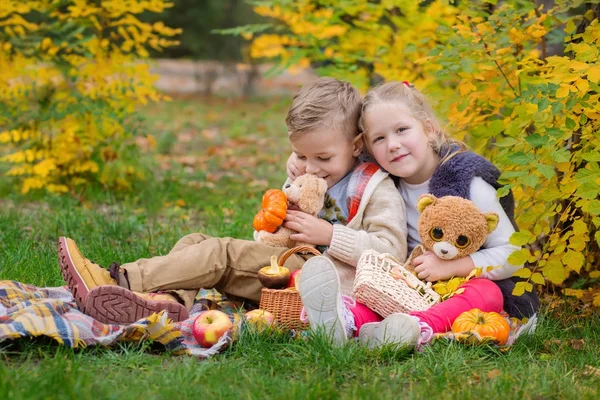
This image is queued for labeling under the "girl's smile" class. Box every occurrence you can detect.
[363,102,439,184]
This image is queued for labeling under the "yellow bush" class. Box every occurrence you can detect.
[0,0,180,194]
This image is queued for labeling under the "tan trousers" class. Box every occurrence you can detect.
[120,233,310,310]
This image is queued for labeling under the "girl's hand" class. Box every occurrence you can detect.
[284,210,333,246]
[413,251,456,282]
[413,251,476,281]
[287,153,305,180]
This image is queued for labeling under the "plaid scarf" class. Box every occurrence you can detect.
[0,280,243,357]
[346,162,380,223]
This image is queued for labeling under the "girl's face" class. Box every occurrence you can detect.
[363,102,439,184]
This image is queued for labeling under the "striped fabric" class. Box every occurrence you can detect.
[346,162,381,223]
[0,281,243,357]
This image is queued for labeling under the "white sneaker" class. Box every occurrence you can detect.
[298,256,348,346]
[358,313,421,349]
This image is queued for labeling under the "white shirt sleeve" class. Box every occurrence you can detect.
[468,177,523,280]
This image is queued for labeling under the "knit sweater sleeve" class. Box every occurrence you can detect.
[468,177,522,280]
[326,176,408,267]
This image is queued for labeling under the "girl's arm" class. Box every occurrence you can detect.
[467,177,522,280]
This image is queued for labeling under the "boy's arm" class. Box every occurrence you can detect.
[326,176,408,267]
[468,177,522,280]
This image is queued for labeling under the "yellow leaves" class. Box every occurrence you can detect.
[32,159,56,178]
[508,248,530,265]
[574,79,589,93]
[513,281,534,296]
[458,80,477,96]
[1,1,176,194]
[543,258,568,285]
[432,277,467,300]
[556,84,572,98]
[587,66,600,84]
[562,251,585,274]
[563,288,584,299]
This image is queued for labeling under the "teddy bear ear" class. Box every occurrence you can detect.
[485,213,499,233]
[416,194,437,213]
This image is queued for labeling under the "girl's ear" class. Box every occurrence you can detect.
[352,133,364,157]
[423,119,437,139]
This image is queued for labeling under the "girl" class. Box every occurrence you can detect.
[292,81,539,350]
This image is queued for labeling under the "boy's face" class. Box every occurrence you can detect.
[290,127,362,188]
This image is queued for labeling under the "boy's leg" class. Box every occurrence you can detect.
[60,234,309,323]
[120,234,307,305]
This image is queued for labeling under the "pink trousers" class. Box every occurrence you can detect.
[410,278,504,333]
[349,278,504,335]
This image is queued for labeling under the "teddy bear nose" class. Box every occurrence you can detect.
[441,249,448,254]
[284,184,291,188]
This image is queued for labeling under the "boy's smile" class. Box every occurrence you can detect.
[290,128,362,188]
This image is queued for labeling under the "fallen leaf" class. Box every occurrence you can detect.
[249,179,269,188]
[582,365,600,377]
[487,369,502,379]
[570,339,585,350]
[201,127,219,140]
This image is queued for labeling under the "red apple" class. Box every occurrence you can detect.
[245,309,275,330]
[287,269,302,289]
[192,310,233,348]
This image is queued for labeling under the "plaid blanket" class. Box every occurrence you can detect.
[0,280,243,357]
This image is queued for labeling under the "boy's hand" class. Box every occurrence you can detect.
[287,153,305,180]
[413,251,476,281]
[284,210,333,246]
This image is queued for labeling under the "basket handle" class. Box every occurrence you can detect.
[278,245,321,266]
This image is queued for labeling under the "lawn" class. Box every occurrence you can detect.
[1,96,599,399]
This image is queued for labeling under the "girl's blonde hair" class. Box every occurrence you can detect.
[358,81,466,164]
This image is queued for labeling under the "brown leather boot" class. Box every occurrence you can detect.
[84,285,189,324]
[58,237,118,311]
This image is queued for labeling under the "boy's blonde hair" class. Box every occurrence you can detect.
[286,77,362,142]
[358,81,466,164]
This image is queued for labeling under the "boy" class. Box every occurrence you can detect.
[58,77,408,325]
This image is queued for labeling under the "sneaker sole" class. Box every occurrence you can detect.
[58,237,89,311]
[298,256,346,345]
[84,285,189,325]
[359,313,419,349]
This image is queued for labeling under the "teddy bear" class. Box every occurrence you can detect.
[254,173,328,248]
[402,194,499,273]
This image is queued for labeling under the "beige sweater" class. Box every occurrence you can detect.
[325,169,408,296]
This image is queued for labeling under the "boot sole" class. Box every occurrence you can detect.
[298,256,346,345]
[84,285,189,324]
[358,313,419,349]
[58,237,89,311]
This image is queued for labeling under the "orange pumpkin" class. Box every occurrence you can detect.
[253,189,287,233]
[451,308,511,345]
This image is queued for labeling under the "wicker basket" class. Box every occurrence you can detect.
[353,249,441,318]
[259,245,321,331]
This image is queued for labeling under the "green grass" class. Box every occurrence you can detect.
[1,96,599,399]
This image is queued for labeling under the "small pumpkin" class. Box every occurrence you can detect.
[451,308,511,345]
[253,189,287,233]
[258,255,290,289]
